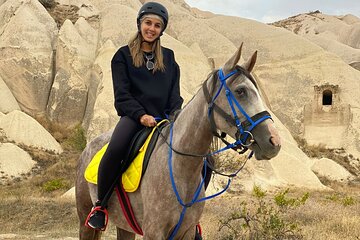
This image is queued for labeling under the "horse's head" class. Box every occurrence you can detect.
[205,43,281,160]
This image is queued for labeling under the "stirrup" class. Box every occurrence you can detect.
[195,223,202,240]
[85,206,109,231]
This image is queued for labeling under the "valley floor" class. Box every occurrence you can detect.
[0,186,359,240]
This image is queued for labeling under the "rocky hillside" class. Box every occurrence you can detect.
[1,0,360,191]
[271,10,360,69]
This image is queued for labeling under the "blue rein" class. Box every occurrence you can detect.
[168,68,271,239]
[168,123,234,240]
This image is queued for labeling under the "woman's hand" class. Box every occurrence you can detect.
[140,114,157,127]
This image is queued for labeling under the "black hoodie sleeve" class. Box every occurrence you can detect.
[111,49,146,121]
[166,51,184,116]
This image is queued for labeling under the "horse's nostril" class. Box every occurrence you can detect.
[269,136,281,147]
[267,124,281,147]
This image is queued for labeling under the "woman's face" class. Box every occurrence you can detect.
[140,17,163,43]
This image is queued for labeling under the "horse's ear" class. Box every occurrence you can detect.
[242,50,257,73]
[223,43,243,74]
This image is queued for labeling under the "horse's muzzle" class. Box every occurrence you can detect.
[251,122,281,160]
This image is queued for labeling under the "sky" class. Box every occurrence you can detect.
[184,0,360,23]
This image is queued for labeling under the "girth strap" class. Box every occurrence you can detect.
[115,183,143,235]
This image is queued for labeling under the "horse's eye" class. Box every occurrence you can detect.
[235,87,246,97]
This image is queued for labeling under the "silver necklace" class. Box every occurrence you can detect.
[144,52,154,71]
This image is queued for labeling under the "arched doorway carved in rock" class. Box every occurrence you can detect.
[322,89,333,106]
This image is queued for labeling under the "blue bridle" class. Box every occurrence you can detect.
[206,67,272,149]
[168,67,272,239]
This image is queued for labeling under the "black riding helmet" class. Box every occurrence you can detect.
[137,2,169,35]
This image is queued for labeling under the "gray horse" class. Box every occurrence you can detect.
[76,44,281,240]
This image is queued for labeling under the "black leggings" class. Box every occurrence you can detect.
[97,116,143,201]
[97,116,213,202]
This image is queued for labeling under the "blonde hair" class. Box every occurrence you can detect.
[141,14,164,27]
[128,31,165,72]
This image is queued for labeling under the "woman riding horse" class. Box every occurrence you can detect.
[85,1,184,230]
[77,3,281,239]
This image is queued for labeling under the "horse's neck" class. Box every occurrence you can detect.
[169,88,213,179]
[173,91,213,155]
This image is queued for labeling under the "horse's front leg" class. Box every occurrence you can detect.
[181,227,197,240]
[141,221,169,240]
[142,222,196,240]
[142,229,196,240]
[116,227,136,240]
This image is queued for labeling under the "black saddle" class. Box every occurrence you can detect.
[122,121,168,175]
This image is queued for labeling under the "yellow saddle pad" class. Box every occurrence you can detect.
[84,120,168,192]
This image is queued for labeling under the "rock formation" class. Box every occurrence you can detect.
[271,12,360,67]
[0,110,63,153]
[0,75,20,113]
[0,143,36,178]
[47,18,97,127]
[0,0,58,116]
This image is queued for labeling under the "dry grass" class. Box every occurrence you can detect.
[1,144,79,195]
[0,197,78,235]
[0,144,84,239]
[293,191,360,240]
[1,159,359,240]
[0,190,359,240]
[201,188,360,240]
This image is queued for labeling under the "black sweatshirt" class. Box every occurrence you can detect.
[111,45,184,122]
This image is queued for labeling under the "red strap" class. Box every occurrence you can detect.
[196,223,202,236]
[115,185,143,235]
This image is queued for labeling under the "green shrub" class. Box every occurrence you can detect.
[325,193,357,206]
[274,188,309,208]
[42,178,68,192]
[63,124,87,151]
[253,185,266,199]
[342,196,356,206]
[219,186,308,239]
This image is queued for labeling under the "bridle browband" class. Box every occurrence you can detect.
[203,66,272,153]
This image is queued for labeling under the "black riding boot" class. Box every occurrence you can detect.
[86,200,108,231]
